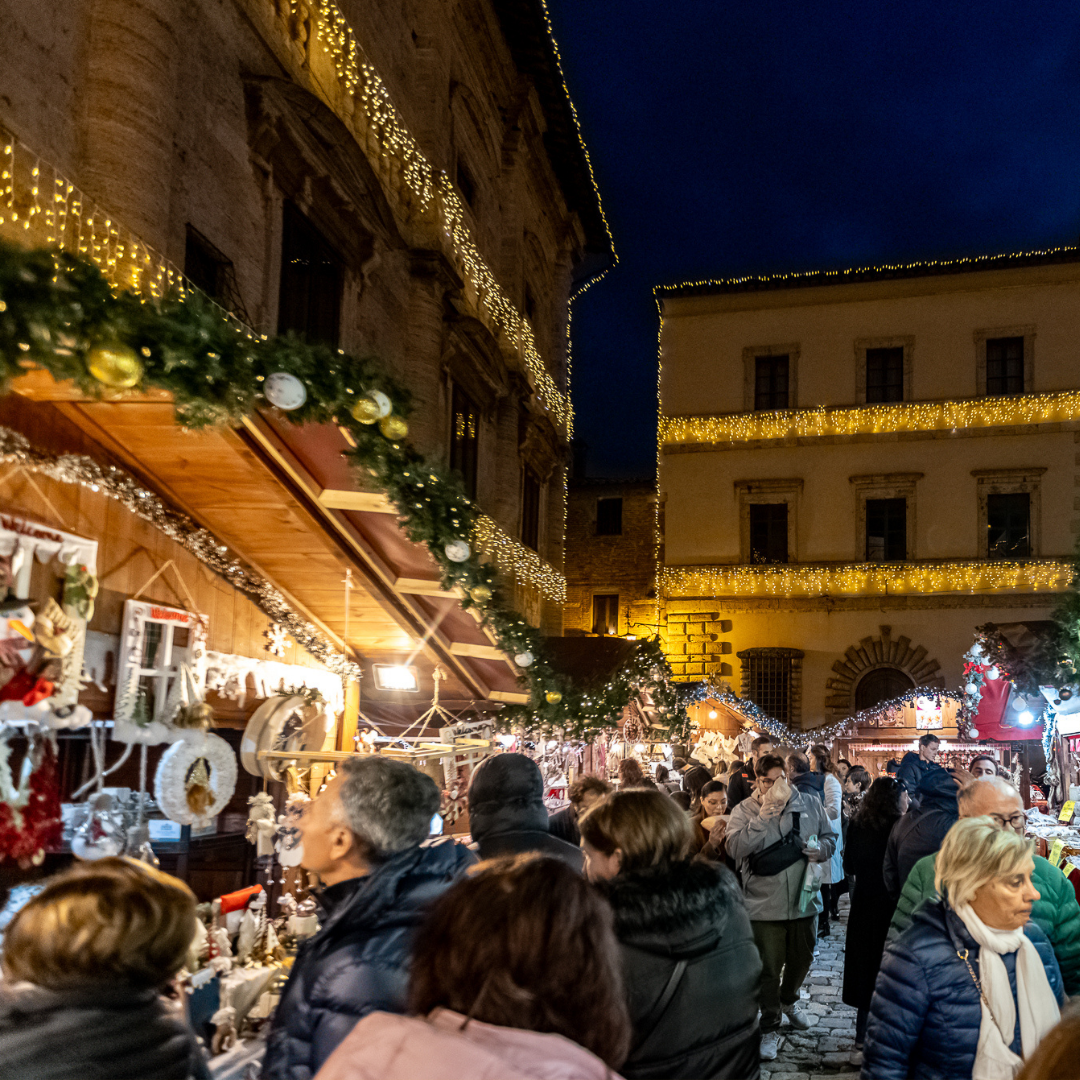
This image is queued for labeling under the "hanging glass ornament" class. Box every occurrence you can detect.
[87,344,142,388]
[470,584,492,603]
[350,389,391,424]
[965,683,977,695]
[444,540,470,563]
[968,727,980,739]
[545,690,562,705]
[514,651,534,668]
[379,415,408,440]
[263,372,307,410]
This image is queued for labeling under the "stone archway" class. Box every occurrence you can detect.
[826,625,945,717]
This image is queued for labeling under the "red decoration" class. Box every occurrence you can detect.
[0,737,61,868]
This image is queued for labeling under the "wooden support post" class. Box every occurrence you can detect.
[337,678,361,752]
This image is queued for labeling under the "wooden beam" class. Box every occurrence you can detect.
[488,690,531,705]
[394,576,463,598]
[450,642,508,661]
[318,489,396,513]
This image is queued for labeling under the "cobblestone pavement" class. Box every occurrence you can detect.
[761,895,862,1080]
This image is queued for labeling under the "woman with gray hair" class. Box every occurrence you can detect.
[862,817,1064,1080]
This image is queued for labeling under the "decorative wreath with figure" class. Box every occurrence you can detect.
[154,732,237,826]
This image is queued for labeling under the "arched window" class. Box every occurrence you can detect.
[854,667,914,710]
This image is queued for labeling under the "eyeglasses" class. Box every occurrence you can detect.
[989,812,1026,830]
[759,777,777,789]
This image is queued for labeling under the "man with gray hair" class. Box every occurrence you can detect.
[263,757,475,1080]
[888,774,1080,995]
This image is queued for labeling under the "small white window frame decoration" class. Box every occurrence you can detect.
[113,600,208,745]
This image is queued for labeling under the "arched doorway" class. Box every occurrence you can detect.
[855,666,915,710]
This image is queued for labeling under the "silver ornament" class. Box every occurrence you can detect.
[444,540,470,563]
[264,372,307,411]
[514,651,534,668]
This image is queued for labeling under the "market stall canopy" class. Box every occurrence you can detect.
[971,621,1056,741]
[2,386,533,730]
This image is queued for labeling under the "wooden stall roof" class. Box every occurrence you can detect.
[4,373,531,724]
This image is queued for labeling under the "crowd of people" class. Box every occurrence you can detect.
[2,733,1080,1080]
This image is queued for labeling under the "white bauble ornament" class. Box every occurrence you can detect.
[968,727,980,739]
[444,540,470,563]
[986,666,1000,680]
[514,651,534,668]
[970,643,984,658]
[366,389,391,418]
[264,372,307,411]
[965,683,978,695]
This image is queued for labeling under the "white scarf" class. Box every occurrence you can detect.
[952,903,1060,1080]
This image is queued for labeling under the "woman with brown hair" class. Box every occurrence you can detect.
[580,789,761,1079]
[618,758,656,790]
[0,857,209,1079]
[315,853,631,1080]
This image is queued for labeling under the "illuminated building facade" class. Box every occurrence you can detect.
[657,250,1080,728]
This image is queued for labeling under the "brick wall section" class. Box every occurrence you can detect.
[662,600,735,680]
[564,480,657,636]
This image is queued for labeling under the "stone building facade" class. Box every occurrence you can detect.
[1,0,613,634]
[657,252,1080,728]
[564,478,657,637]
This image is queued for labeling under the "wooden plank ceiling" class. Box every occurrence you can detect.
[7,373,528,715]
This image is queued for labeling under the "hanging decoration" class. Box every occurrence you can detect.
[263,622,288,658]
[154,732,237,826]
[0,240,676,739]
[239,694,332,781]
[0,731,61,866]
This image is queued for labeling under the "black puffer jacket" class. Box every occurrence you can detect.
[883,768,958,897]
[0,982,209,1080]
[597,860,761,1079]
[263,839,475,1080]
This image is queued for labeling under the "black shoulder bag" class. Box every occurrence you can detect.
[747,810,805,877]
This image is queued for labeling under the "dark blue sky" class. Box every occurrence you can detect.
[547,1,1080,477]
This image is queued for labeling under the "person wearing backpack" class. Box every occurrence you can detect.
[580,788,762,1079]
[726,753,836,1063]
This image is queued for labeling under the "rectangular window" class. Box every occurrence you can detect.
[592,594,619,635]
[521,469,541,551]
[987,492,1031,558]
[450,385,480,501]
[754,356,789,411]
[278,202,343,347]
[865,346,904,403]
[749,503,788,564]
[865,498,907,561]
[747,653,793,724]
[986,337,1025,396]
[596,497,623,536]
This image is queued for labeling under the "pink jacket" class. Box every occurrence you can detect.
[314,1008,624,1080]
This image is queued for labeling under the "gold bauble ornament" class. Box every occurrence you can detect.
[350,396,382,424]
[470,585,492,603]
[87,344,142,388]
[379,415,408,441]
[545,690,563,705]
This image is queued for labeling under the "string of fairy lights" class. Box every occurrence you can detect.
[654,244,1080,296]
[660,390,1080,446]
[0,126,567,616]
[278,0,608,436]
[660,560,1072,598]
[473,515,567,604]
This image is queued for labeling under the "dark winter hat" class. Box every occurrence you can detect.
[467,753,549,840]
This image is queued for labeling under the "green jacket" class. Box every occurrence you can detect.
[889,851,1080,995]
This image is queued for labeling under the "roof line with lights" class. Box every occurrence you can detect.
[655,244,1080,297]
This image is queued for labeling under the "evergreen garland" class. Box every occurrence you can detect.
[0,241,686,739]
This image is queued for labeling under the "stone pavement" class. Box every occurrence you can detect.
[761,895,863,1080]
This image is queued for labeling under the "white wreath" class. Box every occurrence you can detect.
[155,732,237,825]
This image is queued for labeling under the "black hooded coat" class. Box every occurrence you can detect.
[883,768,959,897]
[467,754,585,871]
[597,860,762,1080]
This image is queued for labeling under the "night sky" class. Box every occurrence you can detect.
[547,1,1080,478]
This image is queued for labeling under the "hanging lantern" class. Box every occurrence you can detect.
[87,344,142,388]
[444,540,471,563]
[264,372,307,411]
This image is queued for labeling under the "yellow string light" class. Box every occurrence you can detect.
[660,560,1072,598]
[287,0,588,434]
[655,245,1080,295]
[660,390,1080,445]
[473,515,567,604]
